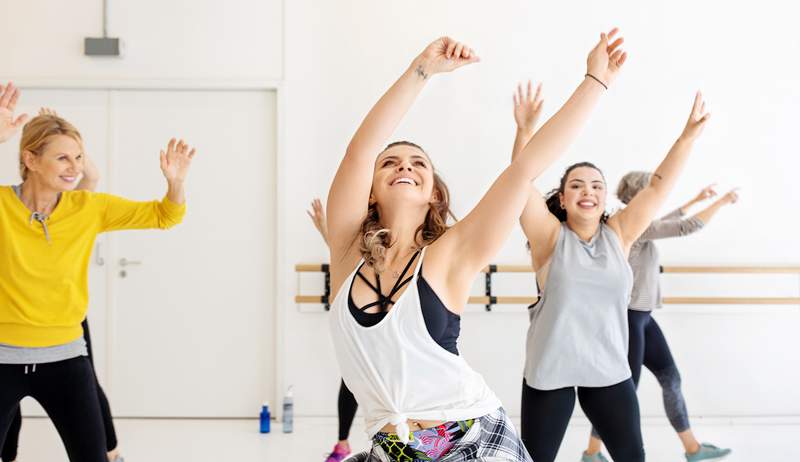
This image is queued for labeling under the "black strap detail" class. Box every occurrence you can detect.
[353,251,420,312]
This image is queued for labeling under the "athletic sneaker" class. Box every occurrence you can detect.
[581,451,609,462]
[686,443,732,461]
[325,442,351,462]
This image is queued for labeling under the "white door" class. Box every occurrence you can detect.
[107,90,276,417]
[0,89,112,415]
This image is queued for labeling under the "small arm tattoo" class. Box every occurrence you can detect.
[652,173,663,180]
[415,65,429,80]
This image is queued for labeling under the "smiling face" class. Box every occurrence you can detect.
[559,166,608,223]
[371,143,436,210]
[23,134,85,192]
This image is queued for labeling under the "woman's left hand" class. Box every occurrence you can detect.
[160,138,197,184]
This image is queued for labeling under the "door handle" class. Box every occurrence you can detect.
[119,258,142,267]
[95,243,105,266]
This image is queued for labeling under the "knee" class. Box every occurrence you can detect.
[654,365,682,391]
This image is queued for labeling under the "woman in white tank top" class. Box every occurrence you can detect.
[326,30,628,461]
[512,80,712,462]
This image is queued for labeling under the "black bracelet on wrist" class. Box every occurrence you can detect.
[585,73,608,90]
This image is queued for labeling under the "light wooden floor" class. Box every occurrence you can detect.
[9,416,797,461]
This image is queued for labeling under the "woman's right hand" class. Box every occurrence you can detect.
[586,28,627,88]
[415,37,480,77]
[0,83,29,143]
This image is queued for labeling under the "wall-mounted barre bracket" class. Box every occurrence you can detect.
[322,264,331,311]
[485,264,497,311]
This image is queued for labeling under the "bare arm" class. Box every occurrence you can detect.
[0,83,29,144]
[326,37,479,259]
[673,183,717,216]
[443,29,628,279]
[515,29,627,268]
[693,188,738,224]
[608,92,711,248]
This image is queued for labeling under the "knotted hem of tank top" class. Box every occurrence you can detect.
[387,413,412,444]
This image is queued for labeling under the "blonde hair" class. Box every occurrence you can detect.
[358,141,455,273]
[19,114,83,181]
[616,170,652,205]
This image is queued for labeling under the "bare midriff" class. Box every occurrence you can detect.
[379,419,448,433]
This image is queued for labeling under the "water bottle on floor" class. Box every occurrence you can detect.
[260,401,271,433]
[282,385,294,433]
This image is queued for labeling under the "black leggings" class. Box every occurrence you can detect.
[338,380,358,441]
[627,310,689,432]
[0,319,117,461]
[0,357,107,462]
[589,309,691,439]
[521,378,645,462]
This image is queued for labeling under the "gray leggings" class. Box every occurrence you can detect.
[592,309,689,437]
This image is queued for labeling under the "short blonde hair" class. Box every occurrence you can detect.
[616,171,652,204]
[19,114,83,181]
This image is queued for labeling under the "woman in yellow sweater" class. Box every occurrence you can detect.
[0,83,196,462]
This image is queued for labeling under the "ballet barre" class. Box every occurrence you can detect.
[295,264,800,310]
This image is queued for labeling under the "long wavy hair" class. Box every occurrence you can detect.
[358,141,456,273]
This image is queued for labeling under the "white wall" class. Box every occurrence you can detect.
[282,0,800,422]
[2,0,798,426]
[0,0,282,82]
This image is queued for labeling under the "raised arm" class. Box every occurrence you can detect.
[0,83,29,143]
[608,92,711,248]
[515,29,626,267]
[669,183,717,217]
[442,29,627,278]
[692,188,738,224]
[100,138,195,232]
[326,38,479,258]
[307,198,329,246]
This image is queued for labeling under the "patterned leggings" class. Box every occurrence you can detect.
[372,420,475,462]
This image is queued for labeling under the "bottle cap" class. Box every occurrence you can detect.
[286,385,294,398]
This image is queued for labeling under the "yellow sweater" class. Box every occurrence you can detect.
[0,186,186,347]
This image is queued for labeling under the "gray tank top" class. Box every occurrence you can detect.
[524,222,633,390]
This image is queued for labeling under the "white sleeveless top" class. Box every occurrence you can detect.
[524,223,633,390]
[330,247,502,443]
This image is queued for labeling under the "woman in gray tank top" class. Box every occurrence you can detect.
[582,179,738,462]
[511,88,712,462]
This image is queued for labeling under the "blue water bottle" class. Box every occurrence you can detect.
[260,401,271,433]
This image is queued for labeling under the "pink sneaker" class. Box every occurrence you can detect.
[324,442,351,462]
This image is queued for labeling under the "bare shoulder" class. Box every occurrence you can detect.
[530,222,561,270]
[603,217,630,256]
[329,242,363,301]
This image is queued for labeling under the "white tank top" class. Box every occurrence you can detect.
[330,247,502,443]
